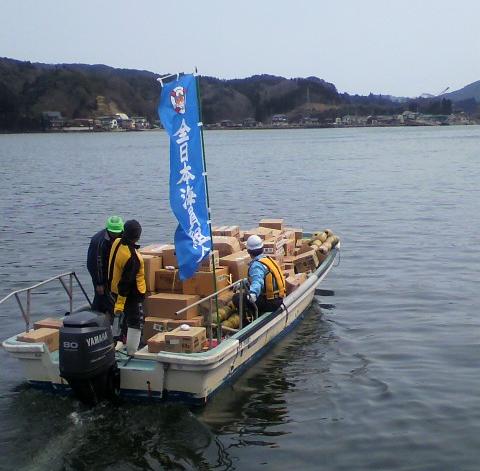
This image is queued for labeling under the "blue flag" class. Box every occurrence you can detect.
[158,74,211,280]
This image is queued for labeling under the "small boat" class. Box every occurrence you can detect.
[1,235,339,406]
[2,74,340,406]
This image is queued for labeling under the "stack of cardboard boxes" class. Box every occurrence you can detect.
[140,237,237,353]
[138,220,339,353]
[15,222,339,354]
[16,317,64,352]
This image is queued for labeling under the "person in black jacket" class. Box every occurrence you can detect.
[87,215,124,314]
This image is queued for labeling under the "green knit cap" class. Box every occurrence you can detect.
[106,215,124,233]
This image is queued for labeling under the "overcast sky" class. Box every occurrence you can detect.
[1,0,478,97]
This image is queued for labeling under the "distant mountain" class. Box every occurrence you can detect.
[0,58,343,131]
[0,57,470,132]
[0,57,161,131]
[442,80,480,106]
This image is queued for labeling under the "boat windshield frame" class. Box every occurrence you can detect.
[0,271,92,333]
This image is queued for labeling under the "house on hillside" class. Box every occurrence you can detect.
[398,111,419,123]
[242,117,257,127]
[114,113,134,130]
[95,116,118,130]
[132,117,150,130]
[41,111,65,130]
[114,113,135,130]
[300,116,319,125]
[272,114,288,125]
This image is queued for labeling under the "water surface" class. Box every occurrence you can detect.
[0,126,479,470]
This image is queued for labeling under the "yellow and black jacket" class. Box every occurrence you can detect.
[249,256,286,300]
[108,237,146,312]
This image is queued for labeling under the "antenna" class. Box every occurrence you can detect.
[437,87,449,96]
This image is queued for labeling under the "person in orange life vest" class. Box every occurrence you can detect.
[239,234,286,315]
[108,219,146,355]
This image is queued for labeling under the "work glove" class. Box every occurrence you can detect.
[247,292,257,303]
[114,295,126,315]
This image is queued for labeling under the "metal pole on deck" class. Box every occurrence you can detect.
[195,72,221,342]
[69,273,73,314]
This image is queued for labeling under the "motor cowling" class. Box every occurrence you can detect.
[59,310,119,405]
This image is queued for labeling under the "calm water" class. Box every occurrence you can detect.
[0,127,479,470]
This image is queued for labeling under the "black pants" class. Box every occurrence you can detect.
[91,285,114,316]
[114,295,144,338]
[232,293,283,321]
[256,295,283,314]
[124,297,143,329]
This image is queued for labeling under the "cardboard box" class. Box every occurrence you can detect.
[284,238,296,256]
[296,240,313,255]
[263,237,285,256]
[263,247,284,265]
[154,269,183,293]
[294,250,319,274]
[162,247,178,268]
[33,317,63,330]
[17,328,59,352]
[223,226,240,237]
[281,229,295,240]
[182,267,230,297]
[259,218,284,230]
[273,248,285,265]
[212,225,240,237]
[166,315,204,330]
[314,249,327,265]
[212,236,241,257]
[147,332,167,353]
[142,255,163,292]
[198,250,220,272]
[285,227,303,242]
[143,317,170,340]
[219,251,251,281]
[286,272,308,295]
[140,243,174,256]
[243,227,274,241]
[164,326,207,353]
[144,293,200,319]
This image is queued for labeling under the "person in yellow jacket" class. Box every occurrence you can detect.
[108,219,146,355]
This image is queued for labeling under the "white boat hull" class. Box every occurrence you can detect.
[2,247,339,405]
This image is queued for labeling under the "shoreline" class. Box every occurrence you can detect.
[1,122,478,135]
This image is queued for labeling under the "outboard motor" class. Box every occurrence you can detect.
[59,310,119,405]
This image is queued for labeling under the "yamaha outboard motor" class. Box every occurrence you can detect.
[59,310,119,405]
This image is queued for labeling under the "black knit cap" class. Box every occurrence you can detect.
[123,219,142,242]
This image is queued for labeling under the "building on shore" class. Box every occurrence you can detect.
[131,117,150,130]
[41,111,65,130]
[272,114,288,126]
[95,116,119,130]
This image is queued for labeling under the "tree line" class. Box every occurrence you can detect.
[0,57,467,132]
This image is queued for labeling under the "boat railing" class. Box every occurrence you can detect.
[0,272,92,333]
[174,278,256,344]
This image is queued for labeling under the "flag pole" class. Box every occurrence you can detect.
[194,71,221,343]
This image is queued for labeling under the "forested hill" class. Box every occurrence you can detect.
[0,57,470,131]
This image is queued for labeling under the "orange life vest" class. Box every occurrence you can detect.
[257,256,286,300]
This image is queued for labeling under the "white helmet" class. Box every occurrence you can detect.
[246,234,264,251]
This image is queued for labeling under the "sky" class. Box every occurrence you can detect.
[1,0,479,97]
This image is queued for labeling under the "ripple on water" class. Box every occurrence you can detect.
[1,128,480,470]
